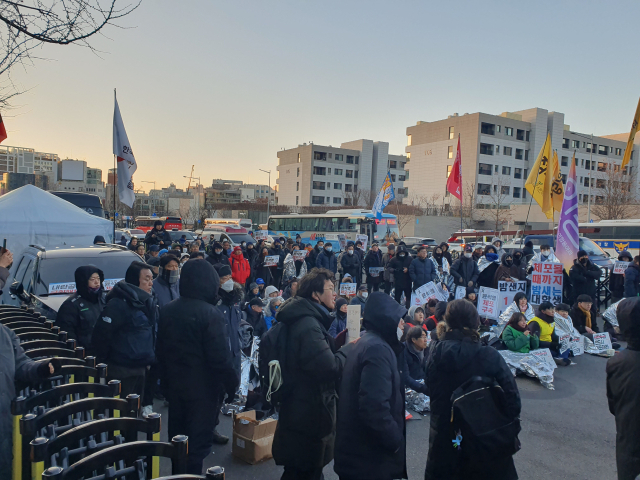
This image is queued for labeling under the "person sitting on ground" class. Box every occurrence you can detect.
[264,296,283,330]
[527,301,570,366]
[255,277,266,298]
[245,282,261,304]
[464,286,477,306]
[568,294,622,350]
[502,312,539,353]
[405,305,425,329]
[401,326,429,394]
[425,297,437,318]
[263,285,279,306]
[329,297,348,338]
[282,278,299,300]
[244,297,268,338]
[425,301,447,332]
[350,284,368,315]
[499,291,535,324]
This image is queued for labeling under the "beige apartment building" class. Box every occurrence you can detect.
[277,139,407,207]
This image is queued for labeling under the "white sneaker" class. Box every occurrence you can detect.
[141,405,153,417]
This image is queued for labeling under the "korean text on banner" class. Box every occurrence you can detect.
[264,255,279,267]
[477,287,499,319]
[497,281,527,316]
[292,250,307,261]
[613,261,630,275]
[339,283,357,296]
[414,281,439,304]
[455,286,466,300]
[346,305,361,343]
[368,267,384,277]
[556,155,579,273]
[255,230,268,240]
[113,96,138,208]
[531,262,563,304]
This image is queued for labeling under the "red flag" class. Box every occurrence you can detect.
[446,136,462,201]
[0,114,7,144]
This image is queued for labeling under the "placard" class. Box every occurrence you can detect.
[455,286,467,300]
[292,250,307,261]
[613,261,630,275]
[255,230,268,240]
[530,348,557,370]
[497,281,527,317]
[530,262,563,304]
[48,282,77,294]
[477,287,499,319]
[103,278,123,291]
[264,255,280,267]
[368,267,384,277]
[559,332,584,356]
[339,283,357,296]
[356,234,368,252]
[593,332,612,352]
[442,257,450,275]
[435,283,449,301]
[337,234,347,252]
[346,305,361,343]
[414,281,439,305]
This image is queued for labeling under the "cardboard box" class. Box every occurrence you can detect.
[232,410,278,464]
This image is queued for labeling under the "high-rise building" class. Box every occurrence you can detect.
[276,139,407,207]
[0,172,49,194]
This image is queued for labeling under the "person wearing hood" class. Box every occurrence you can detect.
[0,248,12,292]
[340,242,362,286]
[307,240,324,271]
[92,261,158,400]
[206,241,230,267]
[329,297,348,337]
[405,305,425,330]
[153,254,180,308]
[244,242,258,275]
[472,244,484,262]
[272,268,350,480]
[56,265,107,351]
[464,286,477,306]
[244,297,268,337]
[264,296,283,330]
[492,253,519,288]
[606,297,640,480]
[118,235,128,246]
[350,284,368,316]
[316,241,338,274]
[145,220,171,248]
[409,245,436,292]
[569,249,602,305]
[157,259,238,475]
[282,277,298,301]
[511,249,527,280]
[334,292,407,480]
[389,245,414,308]
[502,312,540,353]
[477,246,500,289]
[354,240,366,263]
[491,236,506,259]
[93,235,106,245]
[364,241,383,293]
[127,236,139,251]
[230,246,251,286]
[382,243,395,294]
[425,299,520,480]
[254,247,274,286]
[611,250,633,301]
[245,282,261,304]
[625,255,640,298]
[400,325,429,394]
[450,245,480,289]
[522,240,535,259]
[527,301,569,365]
[439,242,454,267]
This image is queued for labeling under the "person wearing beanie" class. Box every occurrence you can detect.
[569,294,599,340]
[451,244,480,290]
[206,241,230,267]
[606,297,640,480]
[569,249,602,306]
[93,235,106,245]
[244,296,268,338]
[245,282,261,305]
[329,297,349,338]
[144,219,171,248]
[522,240,535,259]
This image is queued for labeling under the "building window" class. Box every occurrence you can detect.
[345,184,353,192]
[312,196,325,204]
[314,151,327,161]
[399,175,406,181]
[297,168,300,177]
[407,135,412,146]
[355,156,359,164]
[328,168,331,174]
[501,185,510,195]
[586,143,592,153]
[346,170,353,178]
[615,147,622,155]
[516,129,525,140]
[562,174,567,184]
[326,182,331,189]
[524,169,528,178]
[346,155,354,164]
[333,197,341,204]
[335,154,343,161]
[515,149,523,159]
[598,145,608,155]
[449,126,455,139]
[390,160,397,168]
[335,168,343,175]
[328,153,332,159]
[494,165,499,173]
[526,131,530,142]
[513,187,521,198]
[296,196,299,205]
[297,153,301,163]
[444,146,452,159]
[584,177,590,187]
[478,163,493,175]
[505,127,513,136]
[481,123,496,135]
[447,165,452,178]
[575,157,579,166]
[495,145,500,155]
[598,162,607,172]
[354,171,359,178]
[561,156,568,166]
[493,185,497,193]
[525,150,529,161]
[326,197,330,202]
[496,125,501,133]
[502,166,511,175]
[503,147,513,156]
[514,168,522,179]
[585,160,590,170]
[296,182,299,191]
[571,140,580,149]
[596,179,606,189]
[313,166,326,175]
[480,143,494,155]
[477,183,491,195]
[391,174,396,181]
[561,138,569,149]
[334,183,342,190]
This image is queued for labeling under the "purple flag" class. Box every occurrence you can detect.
[556,155,579,273]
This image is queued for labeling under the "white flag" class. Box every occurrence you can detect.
[113,95,137,208]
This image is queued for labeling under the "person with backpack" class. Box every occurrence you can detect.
[425,299,521,480]
[267,268,350,480]
[334,292,408,480]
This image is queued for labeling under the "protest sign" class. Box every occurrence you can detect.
[255,230,268,240]
[455,286,466,300]
[339,283,357,296]
[477,287,500,319]
[497,281,527,317]
[530,348,557,370]
[103,278,123,291]
[48,282,77,294]
[346,305,361,343]
[264,255,279,267]
[414,281,439,305]
[531,262,563,304]
[593,332,612,352]
[442,257,450,274]
[613,261,630,275]
[292,250,307,261]
[356,234,368,251]
[559,332,584,356]
[368,267,384,277]
[435,284,449,301]
[338,234,347,251]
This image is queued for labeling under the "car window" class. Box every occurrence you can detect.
[228,234,255,244]
[23,258,37,293]
[12,255,33,284]
[579,237,607,257]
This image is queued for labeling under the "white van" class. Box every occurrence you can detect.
[204,218,252,230]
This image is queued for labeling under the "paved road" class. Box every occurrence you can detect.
[157,347,618,480]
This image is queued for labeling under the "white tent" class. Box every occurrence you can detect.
[0,184,114,255]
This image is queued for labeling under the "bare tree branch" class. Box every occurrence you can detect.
[591,164,638,220]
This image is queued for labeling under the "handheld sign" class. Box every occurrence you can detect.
[497,281,527,316]
[356,234,368,251]
[255,230,268,240]
[477,287,499,319]
[292,250,307,261]
[264,255,279,267]
[455,286,466,300]
[339,283,357,296]
[613,261,630,275]
[346,305,361,343]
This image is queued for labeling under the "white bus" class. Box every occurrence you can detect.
[579,219,640,257]
[204,218,252,230]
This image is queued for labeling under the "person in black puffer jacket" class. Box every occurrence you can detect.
[363,242,383,293]
[409,246,436,291]
[610,251,632,301]
[157,259,239,475]
[334,291,407,480]
[316,242,338,274]
[56,265,106,352]
[569,249,603,304]
[91,262,158,400]
[144,220,172,248]
[206,242,230,267]
[625,256,640,298]
[389,245,413,308]
[340,242,362,286]
[400,325,429,394]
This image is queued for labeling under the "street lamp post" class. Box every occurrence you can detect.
[259,169,271,224]
[183,175,201,228]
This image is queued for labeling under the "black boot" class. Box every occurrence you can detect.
[212,428,229,445]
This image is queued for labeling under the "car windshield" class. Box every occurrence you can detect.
[35,254,139,295]
[168,231,196,241]
[129,229,144,234]
[579,237,608,256]
[228,234,255,244]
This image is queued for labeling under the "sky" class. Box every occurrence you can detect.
[4,0,640,192]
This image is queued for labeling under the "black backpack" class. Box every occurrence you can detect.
[450,376,521,462]
[258,321,292,408]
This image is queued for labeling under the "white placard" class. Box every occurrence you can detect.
[48,282,76,294]
[339,283,357,296]
[530,348,557,370]
[497,281,527,317]
[103,278,123,291]
[264,255,279,267]
[477,287,500,319]
[346,305,361,343]
[455,286,467,300]
[531,262,563,305]
[368,267,384,277]
[255,230,268,240]
[292,250,307,261]
[338,234,347,252]
[442,257,450,275]
[414,281,439,305]
[356,234,368,252]
[613,261,630,275]
[436,284,449,301]
[593,332,612,352]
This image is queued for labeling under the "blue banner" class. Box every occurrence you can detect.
[372,171,395,220]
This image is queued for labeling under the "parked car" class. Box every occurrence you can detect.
[125,228,146,241]
[402,237,438,250]
[166,230,197,243]
[202,225,254,247]
[114,229,131,244]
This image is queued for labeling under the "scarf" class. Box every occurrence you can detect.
[579,305,592,329]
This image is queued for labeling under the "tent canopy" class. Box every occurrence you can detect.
[0,184,114,256]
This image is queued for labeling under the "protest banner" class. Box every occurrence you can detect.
[593,332,612,352]
[455,286,466,300]
[255,230,268,240]
[613,261,630,275]
[530,262,563,304]
[103,278,123,291]
[559,332,584,356]
[340,283,357,296]
[530,348,557,370]
[292,250,307,261]
[477,287,499,319]
[414,281,439,305]
[497,281,527,316]
[264,255,279,267]
[356,234,368,251]
[368,267,384,277]
[338,234,347,251]
[346,305,361,343]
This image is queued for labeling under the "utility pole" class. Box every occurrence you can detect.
[259,169,271,224]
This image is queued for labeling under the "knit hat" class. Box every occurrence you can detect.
[358,284,368,292]
[158,249,168,256]
[149,245,160,252]
[249,297,264,308]
[154,220,163,227]
[577,249,588,258]
[249,282,258,291]
[576,294,592,303]
[214,264,232,278]
[233,246,242,253]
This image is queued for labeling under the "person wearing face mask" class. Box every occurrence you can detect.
[308,240,324,271]
[439,242,454,267]
[526,244,559,275]
[316,241,338,274]
[476,246,500,289]
[244,242,259,280]
[153,254,180,308]
[611,250,633,302]
[569,249,602,306]
[206,241,230,267]
[364,242,383,293]
[389,245,413,308]
[493,254,518,288]
[491,237,506,259]
[340,242,362,286]
[409,245,437,294]
[400,326,429,394]
[350,284,369,316]
[56,265,107,352]
[230,246,251,286]
[511,250,527,279]
[450,245,480,290]
[329,297,349,338]
[244,297,268,337]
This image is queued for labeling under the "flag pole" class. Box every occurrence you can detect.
[524,166,541,233]
[113,88,116,240]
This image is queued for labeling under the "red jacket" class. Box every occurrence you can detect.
[230,252,250,285]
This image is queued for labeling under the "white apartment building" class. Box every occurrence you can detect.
[276,139,407,207]
[52,160,106,199]
[0,145,60,176]
[403,107,640,212]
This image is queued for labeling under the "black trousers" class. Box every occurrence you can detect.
[142,364,159,407]
[168,395,218,475]
[394,285,412,309]
[384,281,393,295]
[106,364,146,403]
[281,466,325,480]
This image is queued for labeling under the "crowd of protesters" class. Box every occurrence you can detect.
[2,221,640,480]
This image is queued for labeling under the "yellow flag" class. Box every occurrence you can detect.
[551,150,565,212]
[525,132,553,219]
[621,96,640,171]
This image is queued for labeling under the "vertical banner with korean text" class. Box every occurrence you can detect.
[530,262,563,304]
[497,281,527,316]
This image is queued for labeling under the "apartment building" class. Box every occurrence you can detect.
[276,139,407,207]
[403,107,640,211]
[212,179,275,203]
